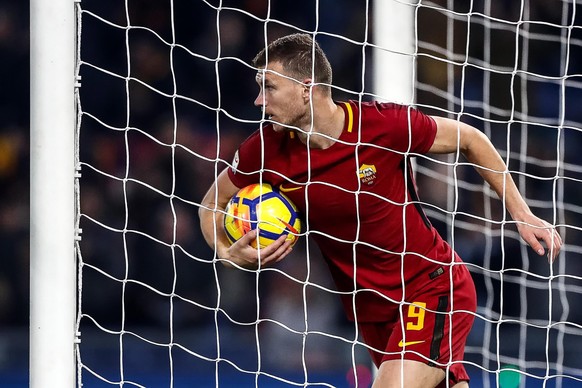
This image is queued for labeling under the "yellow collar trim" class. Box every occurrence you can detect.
[344,102,354,133]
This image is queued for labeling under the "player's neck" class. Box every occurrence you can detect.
[296,101,344,150]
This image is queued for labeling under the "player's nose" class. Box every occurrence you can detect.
[254,92,266,107]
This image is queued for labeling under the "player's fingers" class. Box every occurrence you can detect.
[530,226,561,263]
[555,229,563,245]
[523,230,546,257]
[260,236,292,266]
[538,227,559,257]
[518,218,562,263]
[272,240,294,263]
[258,234,287,255]
[231,229,261,265]
[238,229,258,246]
[546,229,562,262]
[263,247,290,266]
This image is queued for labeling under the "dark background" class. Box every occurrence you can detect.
[2,0,582,386]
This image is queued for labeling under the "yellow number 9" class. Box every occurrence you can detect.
[406,301,427,331]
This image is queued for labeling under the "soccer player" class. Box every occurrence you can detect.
[198,33,562,388]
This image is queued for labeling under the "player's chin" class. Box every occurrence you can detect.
[271,123,286,133]
[268,118,294,133]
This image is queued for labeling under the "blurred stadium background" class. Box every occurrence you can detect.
[4,0,582,386]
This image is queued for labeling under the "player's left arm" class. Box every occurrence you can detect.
[428,116,562,262]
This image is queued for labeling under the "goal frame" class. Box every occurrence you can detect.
[29,0,77,386]
[373,0,415,104]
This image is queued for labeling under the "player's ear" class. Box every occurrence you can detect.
[301,78,313,101]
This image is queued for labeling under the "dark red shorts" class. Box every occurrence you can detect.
[358,264,476,386]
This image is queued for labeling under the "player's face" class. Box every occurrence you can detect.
[254,62,309,133]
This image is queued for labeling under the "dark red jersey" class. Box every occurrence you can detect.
[228,100,474,322]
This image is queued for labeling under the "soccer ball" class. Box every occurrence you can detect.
[224,183,302,249]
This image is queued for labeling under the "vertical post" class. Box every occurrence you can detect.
[29,0,76,386]
[373,0,415,104]
[371,2,414,379]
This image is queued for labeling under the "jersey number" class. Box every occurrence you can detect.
[406,301,427,331]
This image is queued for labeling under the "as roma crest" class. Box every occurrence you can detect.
[358,163,377,185]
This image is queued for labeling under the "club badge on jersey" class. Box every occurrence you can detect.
[358,163,377,185]
[231,150,240,174]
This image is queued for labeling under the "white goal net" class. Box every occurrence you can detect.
[75,0,582,387]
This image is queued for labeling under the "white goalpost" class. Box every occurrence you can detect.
[29,0,77,387]
[372,0,415,105]
[34,0,581,387]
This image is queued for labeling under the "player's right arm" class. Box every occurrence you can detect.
[198,168,293,269]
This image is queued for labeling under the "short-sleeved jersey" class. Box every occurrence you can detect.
[228,100,471,322]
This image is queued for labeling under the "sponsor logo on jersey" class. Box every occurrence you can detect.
[279,184,303,193]
[358,163,377,185]
[397,339,425,348]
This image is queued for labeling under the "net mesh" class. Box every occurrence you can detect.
[76,0,582,386]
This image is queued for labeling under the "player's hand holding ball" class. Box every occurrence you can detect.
[223,183,302,267]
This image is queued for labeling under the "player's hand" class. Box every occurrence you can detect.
[226,230,294,269]
[515,212,562,262]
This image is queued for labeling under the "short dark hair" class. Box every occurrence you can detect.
[252,33,333,93]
